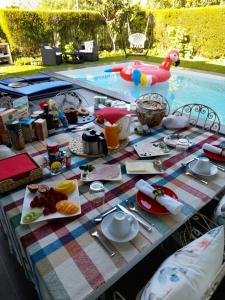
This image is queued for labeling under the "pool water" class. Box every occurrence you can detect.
[57,63,225,123]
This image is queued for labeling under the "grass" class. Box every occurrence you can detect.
[0,55,225,78]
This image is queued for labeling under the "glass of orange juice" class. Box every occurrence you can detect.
[104,122,121,150]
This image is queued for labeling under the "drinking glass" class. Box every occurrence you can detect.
[104,122,121,150]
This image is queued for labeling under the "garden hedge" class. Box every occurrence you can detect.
[0,9,105,56]
[151,6,225,58]
[0,6,224,58]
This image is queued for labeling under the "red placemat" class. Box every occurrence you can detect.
[0,153,38,182]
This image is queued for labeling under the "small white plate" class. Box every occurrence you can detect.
[188,161,218,177]
[101,212,139,243]
[125,160,164,174]
[164,135,192,148]
[80,164,122,182]
[133,140,171,158]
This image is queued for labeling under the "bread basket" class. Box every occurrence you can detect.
[136,93,170,127]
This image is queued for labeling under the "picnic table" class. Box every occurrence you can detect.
[0,118,225,300]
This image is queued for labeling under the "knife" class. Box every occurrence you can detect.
[117,204,152,232]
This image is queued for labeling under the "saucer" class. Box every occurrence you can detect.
[101,212,139,243]
[188,160,218,177]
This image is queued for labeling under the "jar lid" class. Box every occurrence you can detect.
[90,181,104,192]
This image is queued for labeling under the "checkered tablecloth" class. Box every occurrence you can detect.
[1,123,225,300]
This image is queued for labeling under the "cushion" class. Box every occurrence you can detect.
[141,226,224,300]
[214,195,225,226]
[162,115,189,129]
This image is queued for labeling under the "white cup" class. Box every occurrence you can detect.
[109,211,134,238]
[192,157,211,175]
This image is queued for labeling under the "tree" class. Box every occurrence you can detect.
[39,0,79,10]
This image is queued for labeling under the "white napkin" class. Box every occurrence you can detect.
[135,179,184,215]
[162,115,189,129]
[203,143,225,156]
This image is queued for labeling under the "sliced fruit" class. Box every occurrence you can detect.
[23,208,43,224]
[56,200,79,215]
[54,180,76,195]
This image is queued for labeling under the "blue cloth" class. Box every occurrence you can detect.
[0,74,51,85]
[0,81,72,96]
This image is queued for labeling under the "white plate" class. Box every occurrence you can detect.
[188,161,218,177]
[133,140,171,158]
[80,164,122,182]
[125,160,164,174]
[20,179,81,224]
[101,212,139,243]
[164,135,192,148]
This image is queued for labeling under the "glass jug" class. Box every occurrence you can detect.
[104,122,121,150]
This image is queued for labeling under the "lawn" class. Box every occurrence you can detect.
[0,55,225,78]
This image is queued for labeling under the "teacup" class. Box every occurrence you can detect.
[191,157,211,175]
[109,211,134,238]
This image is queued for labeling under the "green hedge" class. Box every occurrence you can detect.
[0,6,225,58]
[151,6,225,58]
[0,9,105,56]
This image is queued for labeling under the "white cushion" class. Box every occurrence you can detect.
[141,226,224,300]
[215,195,225,226]
[162,115,189,129]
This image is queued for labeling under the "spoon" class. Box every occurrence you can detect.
[125,200,155,226]
[185,171,208,185]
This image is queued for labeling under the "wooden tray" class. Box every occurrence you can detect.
[69,134,129,157]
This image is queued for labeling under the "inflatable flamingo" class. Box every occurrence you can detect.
[105,50,180,87]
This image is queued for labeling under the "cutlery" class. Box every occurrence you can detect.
[91,230,116,257]
[125,200,155,227]
[181,157,196,168]
[118,204,152,232]
[185,171,208,185]
[93,207,117,222]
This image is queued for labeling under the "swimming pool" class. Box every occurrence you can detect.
[56,62,225,123]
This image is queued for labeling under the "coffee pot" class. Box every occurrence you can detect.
[82,129,108,155]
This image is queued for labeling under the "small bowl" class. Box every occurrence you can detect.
[27,184,39,193]
[38,184,49,194]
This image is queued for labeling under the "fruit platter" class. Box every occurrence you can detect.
[21,179,81,224]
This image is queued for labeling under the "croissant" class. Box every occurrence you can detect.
[56,200,79,215]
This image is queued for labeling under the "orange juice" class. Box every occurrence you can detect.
[104,122,121,150]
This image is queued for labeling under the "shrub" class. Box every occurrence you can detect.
[0,9,105,56]
[0,6,224,59]
[14,57,42,66]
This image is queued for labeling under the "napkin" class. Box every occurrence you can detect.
[203,143,225,156]
[162,115,189,129]
[94,107,130,124]
[135,179,184,215]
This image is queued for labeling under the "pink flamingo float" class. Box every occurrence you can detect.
[105,50,180,86]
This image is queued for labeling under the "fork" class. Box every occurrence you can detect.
[91,230,116,257]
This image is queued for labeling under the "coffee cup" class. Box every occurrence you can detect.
[191,157,211,175]
[109,211,134,238]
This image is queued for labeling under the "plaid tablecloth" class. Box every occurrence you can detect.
[1,123,225,300]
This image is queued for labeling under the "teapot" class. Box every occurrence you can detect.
[82,129,108,155]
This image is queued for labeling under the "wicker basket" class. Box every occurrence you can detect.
[136,93,169,127]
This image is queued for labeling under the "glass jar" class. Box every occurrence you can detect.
[89,181,105,211]
[6,121,25,150]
